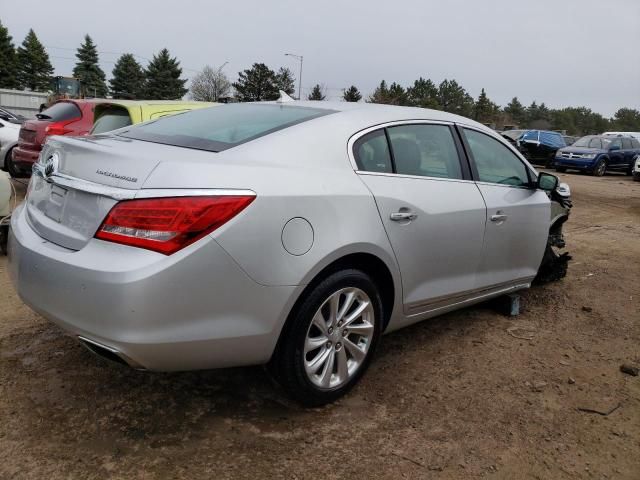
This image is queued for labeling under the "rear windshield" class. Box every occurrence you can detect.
[36,102,81,122]
[119,103,335,152]
[92,107,133,134]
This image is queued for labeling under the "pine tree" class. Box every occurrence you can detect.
[342,85,362,102]
[473,88,499,124]
[407,77,439,109]
[612,108,640,131]
[16,29,53,91]
[437,79,474,117]
[233,63,279,101]
[144,48,188,99]
[72,35,107,97]
[504,97,526,126]
[308,84,325,100]
[109,53,145,99]
[274,67,295,96]
[368,80,390,103]
[0,21,19,89]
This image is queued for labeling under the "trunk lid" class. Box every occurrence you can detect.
[25,135,165,250]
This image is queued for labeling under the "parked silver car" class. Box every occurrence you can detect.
[8,101,570,405]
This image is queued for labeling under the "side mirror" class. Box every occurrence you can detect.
[537,172,558,192]
[609,145,620,151]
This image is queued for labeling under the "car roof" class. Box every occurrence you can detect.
[260,100,493,133]
[98,99,216,107]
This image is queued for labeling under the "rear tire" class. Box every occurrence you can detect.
[0,225,8,256]
[269,269,383,407]
[555,167,566,173]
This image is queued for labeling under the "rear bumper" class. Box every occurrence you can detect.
[12,146,40,170]
[8,204,298,371]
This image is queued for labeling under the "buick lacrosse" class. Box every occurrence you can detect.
[9,98,570,405]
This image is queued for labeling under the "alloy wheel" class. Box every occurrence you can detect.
[303,287,375,390]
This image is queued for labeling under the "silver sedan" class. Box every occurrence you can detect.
[8,100,569,406]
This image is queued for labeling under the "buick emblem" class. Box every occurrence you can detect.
[43,153,59,179]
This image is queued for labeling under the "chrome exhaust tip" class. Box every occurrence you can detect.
[78,336,146,370]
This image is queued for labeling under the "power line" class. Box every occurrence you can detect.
[44,45,200,73]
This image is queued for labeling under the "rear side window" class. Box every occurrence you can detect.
[622,138,632,149]
[91,107,133,134]
[464,129,530,187]
[37,102,81,122]
[609,138,622,149]
[353,130,392,173]
[120,104,334,152]
[387,124,462,179]
[632,139,640,149]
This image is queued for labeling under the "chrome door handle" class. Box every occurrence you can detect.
[390,211,418,221]
[491,214,508,222]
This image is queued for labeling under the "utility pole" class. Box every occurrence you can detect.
[285,53,303,100]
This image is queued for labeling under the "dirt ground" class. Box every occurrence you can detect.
[1,171,639,480]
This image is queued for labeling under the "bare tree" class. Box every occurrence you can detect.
[190,65,231,102]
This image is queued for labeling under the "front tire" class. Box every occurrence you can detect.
[592,159,606,177]
[4,147,23,178]
[555,166,567,173]
[270,269,383,407]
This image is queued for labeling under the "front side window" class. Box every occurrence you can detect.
[463,129,530,187]
[387,124,462,179]
[622,138,632,149]
[353,129,392,173]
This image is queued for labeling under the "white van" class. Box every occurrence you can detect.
[602,131,640,141]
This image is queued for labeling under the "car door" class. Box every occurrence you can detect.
[352,122,487,315]
[621,138,635,169]
[607,137,624,167]
[460,127,550,289]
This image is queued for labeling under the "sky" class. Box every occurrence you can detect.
[1,0,639,117]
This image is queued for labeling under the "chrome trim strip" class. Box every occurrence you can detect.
[355,170,476,185]
[33,165,256,201]
[135,189,257,199]
[406,279,532,316]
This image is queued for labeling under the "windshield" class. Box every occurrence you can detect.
[573,136,610,149]
[119,103,335,152]
[53,77,81,96]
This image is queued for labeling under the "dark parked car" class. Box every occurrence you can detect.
[500,129,526,145]
[554,135,640,176]
[516,130,566,167]
[0,107,25,123]
[10,99,105,177]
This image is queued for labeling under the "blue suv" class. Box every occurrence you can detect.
[554,135,640,176]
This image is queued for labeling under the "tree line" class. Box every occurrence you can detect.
[1,20,638,135]
[0,22,187,100]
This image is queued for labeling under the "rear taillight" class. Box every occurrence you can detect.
[95,195,255,255]
[45,119,77,137]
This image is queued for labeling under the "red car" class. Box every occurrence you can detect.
[10,99,105,177]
